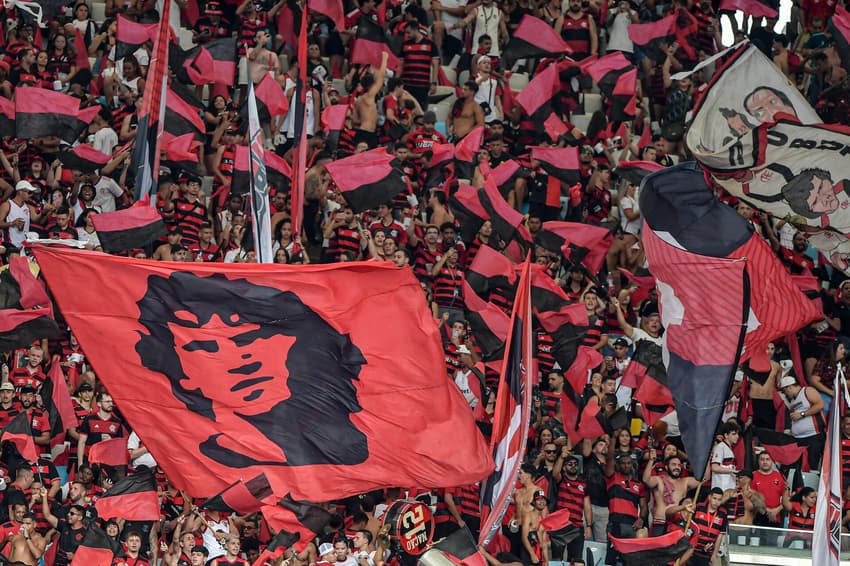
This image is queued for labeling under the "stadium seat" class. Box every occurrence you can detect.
[430,103,451,124]
[508,72,529,92]
[178,27,195,50]
[582,93,602,115]
[801,471,819,490]
[570,113,592,134]
[583,541,606,565]
[91,1,106,23]
[332,78,348,95]
[441,66,457,85]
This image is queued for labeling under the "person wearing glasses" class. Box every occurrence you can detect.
[41,486,86,566]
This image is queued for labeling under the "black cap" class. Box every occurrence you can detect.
[19,386,36,394]
[77,383,94,392]
[191,545,209,555]
[613,337,629,347]
[640,301,659,318]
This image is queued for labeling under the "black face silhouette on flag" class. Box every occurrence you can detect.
[134,272,369,468]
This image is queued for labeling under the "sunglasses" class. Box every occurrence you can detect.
[543,449,557,454]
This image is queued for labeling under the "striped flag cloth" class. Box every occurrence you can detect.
[812,373,844,566]
[245,78,274,263]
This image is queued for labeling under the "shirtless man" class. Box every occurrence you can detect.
[7,512,47,565]
[725,470,765,526]
[447,81,485,141]
[513,465,539,530]
[521,491,549,565]
[643,454,700,536]
[351,52,389,149]
[746,355,780,430]
[247,29,280,84]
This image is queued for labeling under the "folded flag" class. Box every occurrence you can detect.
[753,427,808,466]
[260,496,332,553]
[530,146,581,185]
[94,467,160,521]
[350,17,399,70]
[503,15,571,62]
[537,221,612,275]
[69,525,119,566]
[325,147,407,212]
[91,206,167,253]
[58,144,111,173]
[115,15,158,60]
[2,411,39,463]
[0,256,59,352]
[15,88,100,143]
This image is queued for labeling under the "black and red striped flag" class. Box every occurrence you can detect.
[205,37,238,83]
[240,73,289,124]
[530,146,581,185]
[94,467,160,521]
[234,146,293,197]
[540,507,582,549]
[536,300,588,370]
[454,126,484,180]
[450,182,487,243]
[463,281,510,361]
[169,42,214,86]
[490,159,523,195]
[627,9,698,61]
[753,428,808,467]
[0,96,14,138]
[585,52,638,121]
[15,88,99,143]
[69,524,119,566]
[132,0,170,201]
[479,259,533,546]
[537,221,612,275]
[620,340,674,426]
[613,160,664,186]
[2,411,39,462]
[350,17,399,70]
[260,496,332,553]
[503,15,572,62]
[618,266,655,288]
[0,256,59,352]
[321,104,348,154]
[479,177,532,253]
[91,205,167,253]
[57,144,111,173]
[41,361,79,443]
[202,473,274,514]
[164,87,205,142]
[161,133,202,176]
[115,15,158,60]
[640,162,818,478]
[609,530,690,566]
[829,6,850,72]
[88,437,130,467]
[466,245,516,299]
[324,148,407,212]
[516,62,562,128]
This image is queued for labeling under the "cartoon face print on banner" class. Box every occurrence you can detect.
[135,272,369,468]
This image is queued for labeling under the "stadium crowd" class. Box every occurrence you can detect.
[0,0,843,563]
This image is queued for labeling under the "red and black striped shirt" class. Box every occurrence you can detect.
[605,472,644,524]
[556,476,587,527]
[689,504,726,557]
[433,266,464,309]
[401,38,438,88]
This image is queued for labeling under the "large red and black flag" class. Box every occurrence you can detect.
[515,62,562,128]
[423,142,456,189]
[640,162,816,478]
[205,37,239,84]
[2,411,39,463]
[627,9,698,61]
[613,160,664,186]
[719,0,778,18]
[234,146,292,196]
[479,177,533,255]
[202,473,274,514]
[69,524,119,566]
[753,428,808,467]
[350,17,399,70]
[41,362,79,444]
[464,246,515,359]
[94,467,160,521]
[454,126,484,180]
[466,245,516,300]
[0,256,59,352]
[609,530,690,566]
[536,221,612,275]
[479,259,533,546]
[0,96,14,138]
[503,15,572,62]
[115,15,158,60]
[324,148,407,212]
[91,206,167,253]
[88,437,130,467]
[32,246,493,500]
[57,144,111,173]
[540,508,582,550]
[619,341,673,426]
[434,526,487,566]
[530,146,581,185]
[490,159,523,197]
[449,183,487,244]
[536,300,588,371]
[132,0,170,201]
[828,6,850,72]
[291,10,309,237]
[15,87,99,143]
[260,495,332,553]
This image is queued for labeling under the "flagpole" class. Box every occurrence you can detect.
[673,461,709,566]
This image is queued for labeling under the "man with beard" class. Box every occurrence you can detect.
[551,453,591,562]
[6,511,47,565]
[42,493,86,566]
[555,0,597,61]
[76,392,125,466]
[642,454,700,536]
[777,231,820,275]
[19,387,49,448]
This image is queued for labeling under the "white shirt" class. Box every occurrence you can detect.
[92,177,124,213]
[619,194,641,236]
[630,327,662,347]
[440,0,468,39]
[710,440,736,491]
[606,11,635,53]
[454,369,479,408]
[5,200,29,248]
[472,4,502,56]
[473,75,501,123]
[202,516,230,560]
[127,431,156,469]
[92,127,119,156]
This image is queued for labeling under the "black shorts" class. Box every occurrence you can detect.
[353,128,379,149]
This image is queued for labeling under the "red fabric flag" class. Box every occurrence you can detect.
[32,246,493,500]
[73,28,90,71]
[309,0,345,30]
[88,437,130,467]
[503,15,571,60]
[2,412,39,462]
[260,497,332,553]
[324,147,406,212]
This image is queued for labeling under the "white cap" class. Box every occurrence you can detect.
[318,543,334,556]
[779,375,797,389]
[15,180,36,193]
[456,345,472,355]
